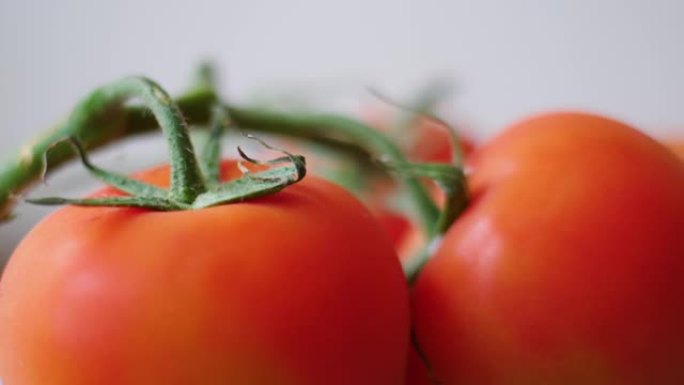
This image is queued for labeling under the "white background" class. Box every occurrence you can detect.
[1,0,683,260]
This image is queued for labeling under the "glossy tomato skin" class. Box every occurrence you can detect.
[411,112,684,384]
[0,161,410,385]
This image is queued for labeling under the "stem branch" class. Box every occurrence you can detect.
[0,87,217,219]
[1,91,438,232]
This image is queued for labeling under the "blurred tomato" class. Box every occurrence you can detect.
[411,112,684,384]
[373,208,413,248]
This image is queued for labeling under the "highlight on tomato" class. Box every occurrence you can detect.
[409,111,684,384]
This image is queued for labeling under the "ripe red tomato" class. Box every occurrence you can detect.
[410,112,684,384]
[404,345,433,385]
[0,161,410,385]
[373,207,413,248]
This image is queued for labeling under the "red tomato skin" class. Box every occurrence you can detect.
[0,162,410,385]
[374,208,413,248]
[411,112,684,384]
[404,345,433,385]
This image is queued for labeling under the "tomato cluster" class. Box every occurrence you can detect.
[2,101,684,384]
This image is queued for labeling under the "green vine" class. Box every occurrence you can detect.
[0,68,444,235]
[0,64,467,250]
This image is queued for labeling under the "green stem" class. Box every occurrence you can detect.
[225,107,440,233]
[371,80,452,138]
[0,99,439,234]
[187,61,219,94]
[200,105,229,187]
[108,77,206,203]
[386,162,468,284]
[0,85,217,220]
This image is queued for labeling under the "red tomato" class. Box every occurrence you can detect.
[0,161,410,385]
[373,207,413,248]
[404,345,433,385]
[410,112,684,384]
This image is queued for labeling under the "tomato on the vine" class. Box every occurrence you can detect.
[0,161,410,385]
[411,112,684,384]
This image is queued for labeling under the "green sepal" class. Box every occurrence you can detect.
[28,126,307,212]
[200,105,229,186]
[192,154,306,209]
[26,196,182,211]
[27,152,305,212]
[384,161,468,284]
[385,161,467,236]
[368,79,453,134]
[62,136,168,199]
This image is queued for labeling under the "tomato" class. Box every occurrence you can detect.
[373,207,413,248]
[410,112,684,384]
[404,345,433,385]
[0,161,410,385]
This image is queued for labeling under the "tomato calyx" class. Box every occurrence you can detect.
[26,77,307,211]
[379,109,469,283]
